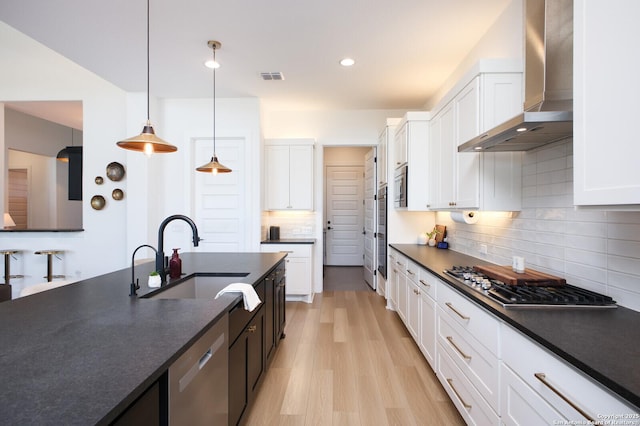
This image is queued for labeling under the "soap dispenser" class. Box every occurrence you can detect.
[169,248,182,279]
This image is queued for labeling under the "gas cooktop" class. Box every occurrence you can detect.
[444,266,617,309]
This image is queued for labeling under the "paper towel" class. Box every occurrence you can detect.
[450,211,479,224]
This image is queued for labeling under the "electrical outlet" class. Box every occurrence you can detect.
[479,244,488,255]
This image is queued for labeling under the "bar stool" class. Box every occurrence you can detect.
[34,250,65,282]
[1,249,24,284]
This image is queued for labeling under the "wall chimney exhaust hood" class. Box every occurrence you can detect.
[459,0,573,152]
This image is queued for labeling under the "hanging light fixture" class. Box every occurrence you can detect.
[56,128,74,162]
[117,0,177,156]
[196,40,231,174]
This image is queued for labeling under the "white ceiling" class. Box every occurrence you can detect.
[0,0,511,113]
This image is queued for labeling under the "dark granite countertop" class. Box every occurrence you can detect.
[0,252,286,425]
[390,244,640,410]
[260,239,316,244]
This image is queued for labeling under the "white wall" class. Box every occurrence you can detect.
[0,21,128,296]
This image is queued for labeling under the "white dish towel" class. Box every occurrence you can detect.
[215,283,262,312]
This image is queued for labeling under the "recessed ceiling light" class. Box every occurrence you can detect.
[204,60,220,69]
[340,58,355,67]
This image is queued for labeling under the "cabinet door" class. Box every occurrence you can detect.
[396,270,408,323]
[265,145,290,210]
[264,274,275,362]
[228,334,247,426]
[419,292,436,369]
[289,145,314,210]
[247,307,265,401]
[455,77,480,209]
[574,0,640,206]
[406,279,420,340]
[406,120,430,211]
[394,123,408,168]
[428,112,441,210]
[435,102,455,209]
[285,257,311,295]
[275,272,286,340]
[378,127,388,187]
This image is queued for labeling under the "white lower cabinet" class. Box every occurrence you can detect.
[406,271,420,340]
[437,285,500,424]
[260,244,313,300]
[417,270,437,369]
[501,324,638,425]
[437,343,501,425]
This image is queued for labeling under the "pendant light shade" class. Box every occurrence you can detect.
[117,0,176,156]
[57,128,75,162]
[197,40,231,174]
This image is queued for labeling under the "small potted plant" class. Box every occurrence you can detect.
[148,271,161,288]
[425,227,440,247]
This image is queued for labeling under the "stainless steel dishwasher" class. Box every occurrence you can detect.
[169,314,228,425]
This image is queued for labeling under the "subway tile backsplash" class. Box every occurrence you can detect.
[437,138,640,312]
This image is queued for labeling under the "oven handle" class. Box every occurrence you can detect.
[534,373,595,422]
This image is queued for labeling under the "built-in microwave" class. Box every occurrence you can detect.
[394,165,407,208]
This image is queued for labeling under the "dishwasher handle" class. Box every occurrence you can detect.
[179,333,225,393]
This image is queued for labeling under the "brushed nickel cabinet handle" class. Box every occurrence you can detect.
[246,325,257,333]
[413,289,420,295]
[406,269,415,276]
[445,302,470,320]
[396,261,402,265]
[534,373,594,422]
[419,279,430,288]
[446,378,471,410]
[446,336,471,360]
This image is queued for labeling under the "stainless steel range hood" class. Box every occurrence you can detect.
[459,0,573,152]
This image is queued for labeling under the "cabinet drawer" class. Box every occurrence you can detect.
[501,363,566,425]
[417,268,438,300]
[502,325,638,422]
[391,252,408,272]
[229,280,265,345]
[438,307,500,412]
[438,283,500,356]
[437,342,500,425]
[405,260,420,282]
[260,243,311,258]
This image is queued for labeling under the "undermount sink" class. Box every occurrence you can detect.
[143,273,249,299]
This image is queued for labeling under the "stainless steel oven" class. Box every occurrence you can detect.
[393,165,407,208]
[377,186,387,278]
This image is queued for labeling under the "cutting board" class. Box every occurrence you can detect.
[473,265,566,286]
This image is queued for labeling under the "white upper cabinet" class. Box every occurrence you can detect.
[394,112,430,211]
[574,0,640,208]
[264,139,314,210]
[377,118,400,188]
[429,64,523,211]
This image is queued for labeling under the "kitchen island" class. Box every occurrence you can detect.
[0,252,286,425]
[390,244,640,414]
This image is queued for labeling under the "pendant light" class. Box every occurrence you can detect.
[196,40,231,174]
[116,0,177,156]
[56,128,74,162]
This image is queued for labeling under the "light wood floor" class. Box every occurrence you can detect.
[243,291,464,425]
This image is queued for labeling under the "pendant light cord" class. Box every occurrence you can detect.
[212,44,217,157]
[146,0,150,122]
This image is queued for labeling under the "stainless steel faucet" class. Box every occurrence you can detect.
[129,244,157,296]
[155,215,201,284]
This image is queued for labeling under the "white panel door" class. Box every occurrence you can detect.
[325,166,364,266]
[194,137,246,252]
[363,148,376,289]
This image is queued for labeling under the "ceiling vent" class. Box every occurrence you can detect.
[260,72,285,81]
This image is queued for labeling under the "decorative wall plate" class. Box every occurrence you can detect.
[91,195,106,210]
[112,188,124,200]
[95,176,104,185]
[106,162,125,181]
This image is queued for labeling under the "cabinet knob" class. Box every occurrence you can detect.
[246,325,257,333]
